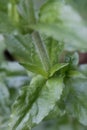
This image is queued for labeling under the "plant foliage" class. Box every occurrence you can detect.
[0,0,87,130]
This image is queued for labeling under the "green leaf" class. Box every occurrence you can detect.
[18,0,32,23]
[67,70,86,79]
[65,77,87,126]
[21,63,48,77]
[5,34,48,77]
[0,82,10,116]
[44,104,61,120]
[44,37,64,66]
[65,52,79,66]
[10,75,64,130]
[50,63,68,77]
[18,0,35,23]
[31,0,87,51]
[16,0,36,33]
[0,82,10,130]
[0,61,30,130]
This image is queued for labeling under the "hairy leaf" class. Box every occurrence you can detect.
[5,34,67,77]
[44,37,64,66]
[5,34,48,77]
[10,75,64,130]
[21,63,48,77]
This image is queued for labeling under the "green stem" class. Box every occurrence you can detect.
[25,0,36,24]
[28,0,50,72]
